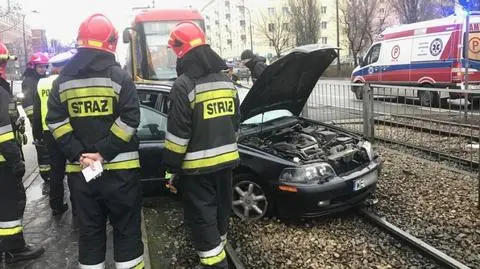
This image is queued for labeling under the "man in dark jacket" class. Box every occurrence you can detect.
[240,49,267,82]
[0,42,45,265]
[164,22,241,269]
[46,14,144,268]
[22,52,51,194]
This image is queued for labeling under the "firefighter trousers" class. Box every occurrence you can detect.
[181,168,233,269]
[69,169,144,268]
[43,131,75,214]
[34,141,50,182]
[0,165,27,252]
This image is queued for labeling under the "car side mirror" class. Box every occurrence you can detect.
[123,28,131,44]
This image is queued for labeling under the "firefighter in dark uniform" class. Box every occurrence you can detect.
[46,14,144,268]
[164,22,241,269]
[22,52,51,194]
[240,49,267,83]
[34,50,77,216]
[0,42,45,264]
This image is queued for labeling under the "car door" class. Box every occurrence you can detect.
[137,105,168,195]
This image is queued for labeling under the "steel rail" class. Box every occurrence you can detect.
[359,208,471,269]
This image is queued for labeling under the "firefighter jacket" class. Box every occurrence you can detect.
[163,72,241,175]
[46,50,140,173]
[33,75,58,140]
[22,69,43,120]
[0,85,22,167]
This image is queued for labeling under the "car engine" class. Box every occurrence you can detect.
[240,122,370,173]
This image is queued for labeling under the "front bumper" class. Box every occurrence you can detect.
[273,158,381,218]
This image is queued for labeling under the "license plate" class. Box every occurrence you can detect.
[353,171,378,191]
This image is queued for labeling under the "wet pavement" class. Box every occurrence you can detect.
[5,175,116,269]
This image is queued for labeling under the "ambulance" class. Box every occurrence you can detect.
[351,14,480,106]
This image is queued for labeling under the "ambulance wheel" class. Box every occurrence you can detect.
[353,86,363,100]
[418,89,438,107]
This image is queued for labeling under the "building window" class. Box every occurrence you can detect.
[380,8,385,13]
[321,37,328,44]
[206,25,211,30]
[321,6,327,14]
[240,20,245,26]
[268,23,275,32]
[225,0,230,7]
[268,7,276,16]
[226,13,231,20]
[215,20,219,25]
[241,35,246,41]
[282,7,289,15]
[227,39,232,45]
[282,23,289,30]
[321,21,327,29]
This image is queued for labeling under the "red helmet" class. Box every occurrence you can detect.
[0,42,17,79]
[29,52,49,66]
[77,13,118,54]
[168,21,206,58]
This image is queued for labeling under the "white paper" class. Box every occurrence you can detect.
[82,161,104,182]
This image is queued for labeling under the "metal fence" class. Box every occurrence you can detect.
[305,80,480,173]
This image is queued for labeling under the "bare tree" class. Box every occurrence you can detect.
[393,0,456,24]
[288,0,320,46]
[256,10,293,57]
[341,0,386,66]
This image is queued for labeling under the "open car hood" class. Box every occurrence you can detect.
[240,44,337,121]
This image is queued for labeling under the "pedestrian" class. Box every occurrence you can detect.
[35,49,77,217]
[164,21,241,269]
[22,52,51,195]
[0,42,45,264]
[46,14,144,268]
[240,49,267,83]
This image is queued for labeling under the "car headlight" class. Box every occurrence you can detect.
[359,141,374,161]
[279,163,336,183]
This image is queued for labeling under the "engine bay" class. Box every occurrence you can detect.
[240,121,370,172]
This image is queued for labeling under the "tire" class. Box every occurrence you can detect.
[418,86,439,107]
[353,85,363,100]
[232,173,273,221]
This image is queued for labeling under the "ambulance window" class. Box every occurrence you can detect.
[367,44,381,64]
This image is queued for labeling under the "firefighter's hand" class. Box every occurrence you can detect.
[81,153,104,163]
[12,161,25,179]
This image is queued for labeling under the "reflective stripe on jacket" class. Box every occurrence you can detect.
[163,72,241,175]
[46,61,140,166]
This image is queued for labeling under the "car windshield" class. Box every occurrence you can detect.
[236,86,294,125]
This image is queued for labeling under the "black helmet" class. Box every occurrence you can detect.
[240,49,254,60]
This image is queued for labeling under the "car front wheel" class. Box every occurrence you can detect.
[232,173,271,221]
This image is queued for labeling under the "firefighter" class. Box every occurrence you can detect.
[164,22,241,269]
[34,49,77,216]
[46,14,144,268]
[0,42,45,264]
[240,49,267,82]
[22,52,51,194]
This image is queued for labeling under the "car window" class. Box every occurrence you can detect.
[138,92,160,109]
[366,44,381,65]
[242,109,293,125]
[137,106,167,141]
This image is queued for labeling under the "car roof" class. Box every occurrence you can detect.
[135,83,171,94]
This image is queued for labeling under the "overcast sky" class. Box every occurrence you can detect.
[14,0,208,63]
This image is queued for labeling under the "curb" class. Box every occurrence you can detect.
[226,242,246,269]
[23,168,39,189]
[141,209,152,269]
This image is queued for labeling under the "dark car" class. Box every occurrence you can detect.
[135,44,381,221]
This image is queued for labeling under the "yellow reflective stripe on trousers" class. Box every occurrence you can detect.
[39,164,51,172]
[200,250,226,266]
[0,220,23,236]
[0,154,5,162]
[165,140,187,154]
[52,123,73,139]
[182,151,239,169]
[115,255,144,269]
[0,131,14,143]
[59,87,118,103]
